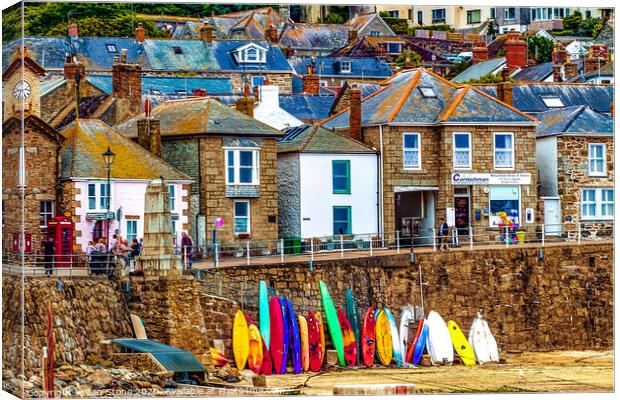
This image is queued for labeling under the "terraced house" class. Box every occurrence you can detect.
[323,68,540,241]
[115,96,281,247]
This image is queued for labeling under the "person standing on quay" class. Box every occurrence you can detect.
[42,237,55,275]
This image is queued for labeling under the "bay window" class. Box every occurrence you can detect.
[494,132,514,169]
[403,133,421,169]
[581,188,614,220]
[226,149,259,185]
[453,132,471,169]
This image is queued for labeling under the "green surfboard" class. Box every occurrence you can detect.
[319,280,345,366]
[258,281,270,348]
[345,288,361,363]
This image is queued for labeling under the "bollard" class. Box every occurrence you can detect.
[396,230,400,253]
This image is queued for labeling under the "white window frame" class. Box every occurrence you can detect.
[403,132,421,170]
[225,149,260,185]
[588,143,606,177]
[234,200,251,234]
[106,44,118,53]
[340,61,352,73]
[39,200,55,228]
[453,132,472,170]
[237,46,266,63]
[581,188,614,220]
[541,96,564,108]
[168,185,176,211]
[504,7,516,20]
[493,132,514,170]
[87,182,111,211]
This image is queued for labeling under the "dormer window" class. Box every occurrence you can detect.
[172,46,183,55]
[541,96,564,108]
[106,44,118,53]
[233,44,268,64]
[340,61,352,73]
[386,42,402,54]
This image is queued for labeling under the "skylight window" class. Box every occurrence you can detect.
[106,44,118,53]
[172,46,183,55]
[419,87,437,98]
[541,96,564,108]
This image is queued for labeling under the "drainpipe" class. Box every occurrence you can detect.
[378,125,385,236]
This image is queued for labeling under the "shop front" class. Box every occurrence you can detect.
[394,186,436,245]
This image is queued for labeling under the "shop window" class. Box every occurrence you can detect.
[493,132,514,169]
[403,132,421,169]
[226,149,259,185]
[234,200,250,234]
[332,160,351,194]
[39,200,55,228]
[333,206,351,235]
[489,186,520,226]
[581,188,614,220]
[588,143,606,176]
[453,132,471,169]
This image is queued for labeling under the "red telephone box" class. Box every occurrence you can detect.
[47,216,74,267]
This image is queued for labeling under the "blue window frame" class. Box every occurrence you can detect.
[332,160,351,194]
[333,206,352,235]
[126,220,137,243]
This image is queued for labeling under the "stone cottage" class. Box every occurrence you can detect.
[323,68,540,241]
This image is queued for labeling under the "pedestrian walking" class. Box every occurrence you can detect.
[438,218,449,251]
[42,237,55,275]
[181,232,193,270]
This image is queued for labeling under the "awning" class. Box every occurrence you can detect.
[394,186,439,193]
[111,339,205,372]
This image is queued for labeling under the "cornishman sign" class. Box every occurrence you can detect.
[451,173,532,185]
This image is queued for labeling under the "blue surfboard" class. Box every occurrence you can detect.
[285,298,302,374]
[279,297,290,374]
[413,320,429,366]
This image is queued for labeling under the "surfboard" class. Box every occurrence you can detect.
[319,280,345,366]
[298,315,310,372]
[259,281,270,349]
[345,289,361,364]
[406,318,424,363]
[280,298,291,373]
[247,324,264,373]
[425,311,453,366]
[269,297,285,374]
[384,308,402,366]
[361,307,376,367]
[307,311,323,372]
[209,347,229,367]
[232,310,250,370]
[285,298,302,374]
[413,319,428,366]
[315,311,326,366]
[468,313,499,364]
[337,309,357,366]
[375,309,393,366]
[448,320,476,366]
[260,338,273,375]
[130,314,148,340]
[399,306,414,364]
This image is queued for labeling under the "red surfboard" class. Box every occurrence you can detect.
[337,309,357,366]
[307,311,323,372]
[260,338,273,375]
[269,297,284,374]
[361,307,376,367]
[406,319,424,363]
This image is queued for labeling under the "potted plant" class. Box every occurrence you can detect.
[326,236,335,251]
[516,227,526,245]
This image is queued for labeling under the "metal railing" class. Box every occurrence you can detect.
[2,252,124,277]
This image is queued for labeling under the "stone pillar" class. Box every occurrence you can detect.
[135,179,181,276]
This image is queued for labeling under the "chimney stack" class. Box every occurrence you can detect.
[112,50,142,116]
[552,64,562,82]
[137,119,162,158]
[472,41,489,64]
[348,84,362,142]
[265,25,278,44]
[563,62,578,79]
[303,64,320,95]
[200,22,214,44]
[504,30,527,72]
[135,23,145,43]
[285,46,295,58]
[68,21,78,41]
[348,29,358,43]
[63,55,86,81]
[236,85,254,117]
[551,43,568,65]
[496,81,513,107]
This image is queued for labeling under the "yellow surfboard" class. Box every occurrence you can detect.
[375,310,393,366]
[247,324,264,373]
[298,315,310,371]
[233,310,250,370]
[448,320,477,366]
[315,312,326,365]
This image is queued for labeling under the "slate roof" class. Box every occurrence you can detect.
[3,37,147,72]
[279,24,350,52]
[141,39,218,72]
[52,95,111,131]
[452,57,506,83]
[214,93,336,121]
[277,124,376,154]
[115,97,281,138]
[536,106,614,137]
[289,56,392,79]
[346,13,395,36]
[209,40,293,72]
[511,62,554,82]
[59,119,190,181]
[86,75,233,95]
[322,68,536,129]
[475,83,614,115]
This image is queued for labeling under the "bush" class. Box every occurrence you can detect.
[445,60,472,80]
[562,12,583,31]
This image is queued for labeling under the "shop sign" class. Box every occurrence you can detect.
[451,173,531,185]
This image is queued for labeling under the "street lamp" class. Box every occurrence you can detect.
[102,146,116,251]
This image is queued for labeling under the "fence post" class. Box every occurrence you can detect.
[396,230,400,254]
[469,226,473,250]
[541,224,545,247]
[505,226,510,247]
[577,222,581,244]
[370,235,373,256]
[246,241,250,266]
[280,238,284,263]
[215,242,219,268]
[340,235,344,259]
[432,228,437,251]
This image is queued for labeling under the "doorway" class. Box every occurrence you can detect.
[454,187,470,235]
[543,197,561,236]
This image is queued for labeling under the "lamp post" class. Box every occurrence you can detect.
[102,146,116,251]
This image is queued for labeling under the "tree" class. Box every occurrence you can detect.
[485,20,499,37]
[323,12,344,24]
[592,22,604,38]
[525,35,554,64]
[562,11,583,31]
[465,71,507,84]
[445,60,472,80]
[382,17,409,35]
[394,49,423,68]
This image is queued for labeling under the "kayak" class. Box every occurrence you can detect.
[413,319,428,366]
[247,324,264,374]
[315,312,326,366]
[285,298,302,374]
[375,309,393,366]
[361,307,376,367]
[298,315,310,372]
[269,297,285,374]
[384,308,402,365]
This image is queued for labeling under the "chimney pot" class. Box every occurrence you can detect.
[200,23,214,44]
[135,23,145,43]
[68,22,78,39]
[348,85,362,142]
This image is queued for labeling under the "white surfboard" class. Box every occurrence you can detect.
[425,310,453,366]
[399,305,414,362]
[468,312,499,364]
